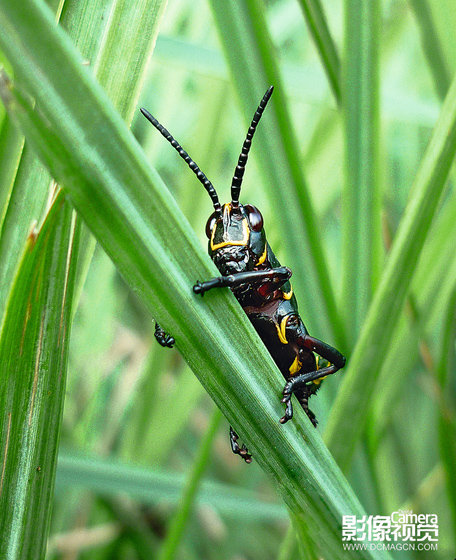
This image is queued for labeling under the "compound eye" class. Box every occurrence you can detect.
[244,204,264,232]
[205,211,218,238]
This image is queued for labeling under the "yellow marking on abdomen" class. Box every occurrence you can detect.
[289,355,302,376]
[314,356,330,384]
[276,316,289,345]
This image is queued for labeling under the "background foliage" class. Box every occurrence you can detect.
[1,0,456,558]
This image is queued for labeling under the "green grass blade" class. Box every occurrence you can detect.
[296,0,341,103]
[325,71,456,471]
[58,0,168,315]
[123,364,205,466]
[0,195,79,559]
[71,0,167,123]
[156,408,223,560]
[1,0,61,325]
[342,0,381,341]
[437,285,456,536]
[209,0,346,349]
[370,193,456,440]
[0,115,23,226]
[0,0,174,553]
[56,450,287,521]
[0,146,50,327]
[410,0,451,100]
[0,1,388,556]
[277,523,299,560]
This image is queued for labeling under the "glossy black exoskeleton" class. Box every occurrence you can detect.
[141,87,345,463]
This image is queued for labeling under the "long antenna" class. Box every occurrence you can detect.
[140,108,221,213]
[231,86,274,207]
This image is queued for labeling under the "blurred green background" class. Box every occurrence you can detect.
[1,0,456,558]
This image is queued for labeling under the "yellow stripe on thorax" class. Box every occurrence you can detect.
[282,286,293,300]
[257,246,267,265]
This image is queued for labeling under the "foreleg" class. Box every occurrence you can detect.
[193,267,291,295]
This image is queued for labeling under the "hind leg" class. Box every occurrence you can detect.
[280,334,345,424]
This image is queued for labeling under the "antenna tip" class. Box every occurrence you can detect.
[140,107,159,127]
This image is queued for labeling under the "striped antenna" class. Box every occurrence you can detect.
[141,108,221,213]
[231,86,274,206]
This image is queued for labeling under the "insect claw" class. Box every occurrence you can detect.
[239,445,253,463]
[193,282,203,295]
[230,427,252,462]
[155,324,175,348]
[282,381,293,398]
[280,394,293,424]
